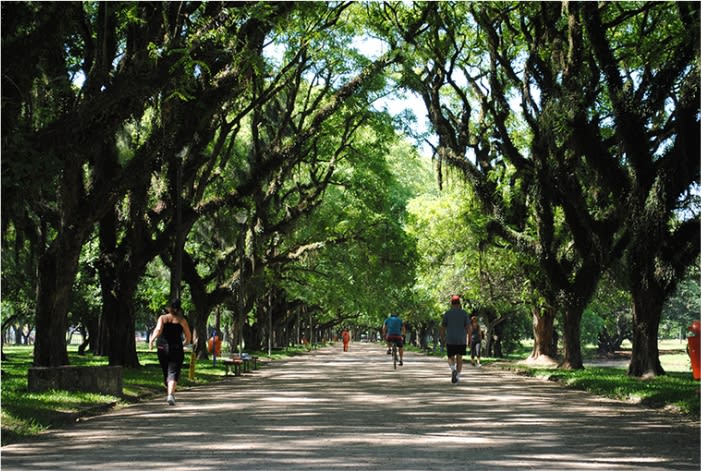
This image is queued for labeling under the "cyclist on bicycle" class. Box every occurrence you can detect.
[382,313,405,366]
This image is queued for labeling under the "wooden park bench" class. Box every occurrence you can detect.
[222,353,260,376]
[222,357,244,376]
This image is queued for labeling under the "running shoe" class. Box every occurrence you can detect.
[451,369,458,384]
[167,394,175,406]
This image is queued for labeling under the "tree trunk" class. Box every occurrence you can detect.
[86,317,99,352]
[184,284,210,361]
[97,197,155,367]
[34,234,82,366]
[108,307,139,367]
[181,251,221,360]
[229,315,240,355]
[597,313,630,355]
[481,307,507,358]
[243,322,259,352]
[417,323,429,350]
[97,203,137,367]
[628,287,665,377]
[77,322,95,355]
[106,275,140,367]
[95,312,109,356]
[97,201,118,357]
[97,245,141,366]
[190,305,209,361]
[560,308,584,369]
[528,306,556,363]
[559,266,601,370]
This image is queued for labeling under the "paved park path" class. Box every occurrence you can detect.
[2,342,699,470]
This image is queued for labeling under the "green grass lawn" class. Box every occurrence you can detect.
[486,339,700,419]
[0,343,311,446]
[420,339,700,419]
[520,367,700,417]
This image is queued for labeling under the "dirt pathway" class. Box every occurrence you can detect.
[2,342,698,470]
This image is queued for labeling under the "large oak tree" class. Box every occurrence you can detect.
[374,1,698,372]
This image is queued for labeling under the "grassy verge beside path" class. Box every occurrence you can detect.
[0,344,309,446]
[499,365,700,418]
[417,340,700,420]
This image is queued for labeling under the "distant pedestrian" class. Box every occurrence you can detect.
[342,328,351,352]
[150,299,192,405]
[468,315,483,367]
[440,295,469,384]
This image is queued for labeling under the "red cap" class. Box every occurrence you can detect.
[451,295,461,304]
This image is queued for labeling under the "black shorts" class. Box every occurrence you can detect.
[386,335,404,348]
[446,344,467,357]
[157,343,184,383]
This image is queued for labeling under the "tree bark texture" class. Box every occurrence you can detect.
[628,283,666,377]
[34,235,82,366]
[560,309,584,370]
[529,306,556,361]
[628,296,665,377]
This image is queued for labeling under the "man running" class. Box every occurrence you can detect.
[440,295,469,383]
[382,313,405,366]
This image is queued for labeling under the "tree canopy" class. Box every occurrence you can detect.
[2,1,698,378]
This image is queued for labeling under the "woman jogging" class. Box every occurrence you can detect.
[468,315,482,367]
[150,299,192,405]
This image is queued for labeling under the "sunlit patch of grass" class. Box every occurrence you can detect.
[1,411,45,443]
[1,378,120,444]
[264,345,314,359]
[475,338,699,418]
[1,343,313,445]
[1,345,216,445]
[525,366,700,418]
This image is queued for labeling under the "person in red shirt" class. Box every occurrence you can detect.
[440,295,469,384]
[342,328,351,352]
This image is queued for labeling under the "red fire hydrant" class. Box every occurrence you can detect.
[687,320,700,381]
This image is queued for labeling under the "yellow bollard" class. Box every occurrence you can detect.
[188,348,196,380]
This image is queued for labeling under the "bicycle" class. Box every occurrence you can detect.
[390,340,399,369]
[385,335,402,369]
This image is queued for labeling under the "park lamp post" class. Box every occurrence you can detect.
[234,209,248,357]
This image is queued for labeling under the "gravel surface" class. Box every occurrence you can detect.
[2,342,699,470]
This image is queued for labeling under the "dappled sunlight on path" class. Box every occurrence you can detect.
[2,342,698,470]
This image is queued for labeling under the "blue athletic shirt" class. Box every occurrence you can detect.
[384,315,403,336]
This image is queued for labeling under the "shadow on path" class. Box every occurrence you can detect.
[2,342,699,470]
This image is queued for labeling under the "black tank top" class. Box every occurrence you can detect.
[162,322,184,346]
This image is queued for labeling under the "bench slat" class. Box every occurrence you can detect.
[222,358,244,376]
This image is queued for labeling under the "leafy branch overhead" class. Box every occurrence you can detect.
[1,2,697,376]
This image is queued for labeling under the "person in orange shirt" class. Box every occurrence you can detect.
[342,328,351,352]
